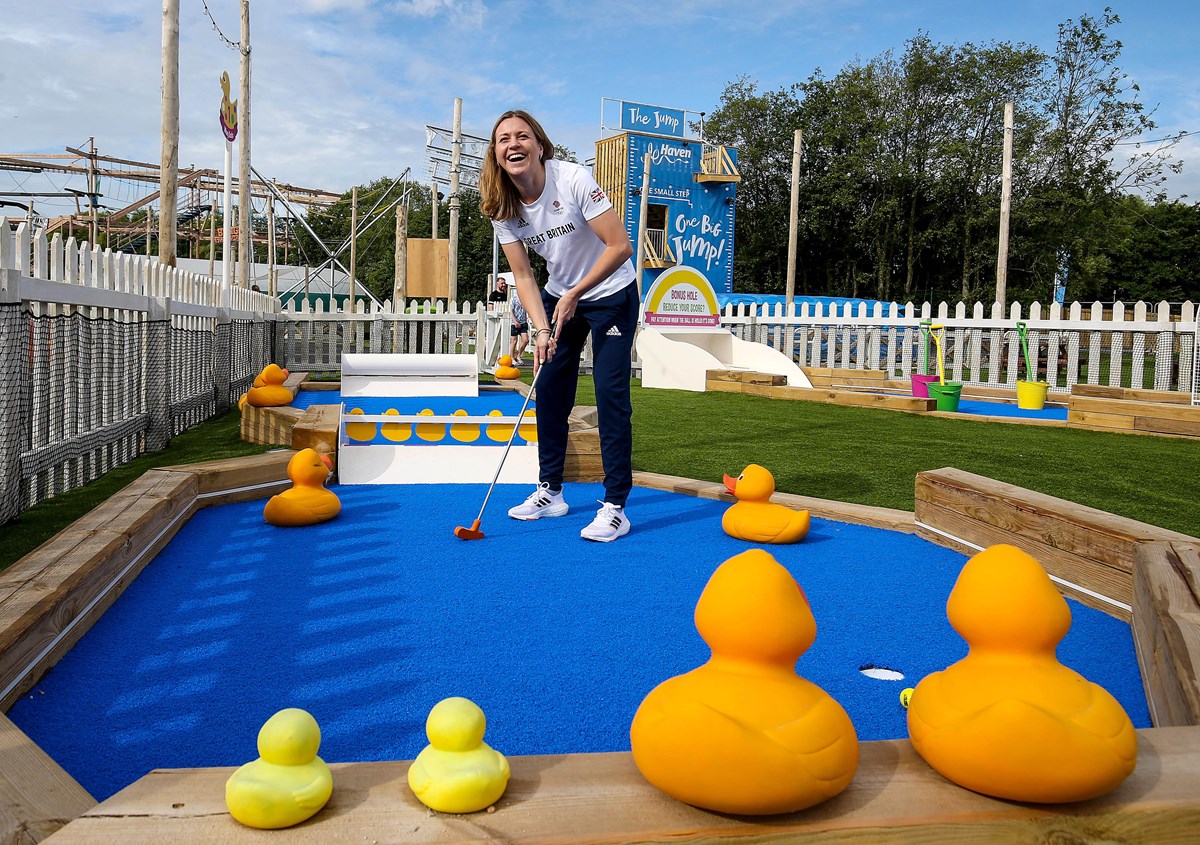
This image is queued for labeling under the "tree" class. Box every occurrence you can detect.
[704,76,803,294]
[1018,8,1184,303]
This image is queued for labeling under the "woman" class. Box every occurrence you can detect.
[479,109,638,543]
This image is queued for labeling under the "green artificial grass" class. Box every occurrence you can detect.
[3,376,1198,573]
[628,383,1200,537]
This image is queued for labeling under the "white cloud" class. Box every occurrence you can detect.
[390,0,486,28]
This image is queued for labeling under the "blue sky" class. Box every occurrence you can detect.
[3,0,1197,221]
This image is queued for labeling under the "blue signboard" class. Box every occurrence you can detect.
[623,133,737,294]
[620,101,685,139]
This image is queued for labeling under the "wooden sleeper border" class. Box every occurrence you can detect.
[0,464,1196,842]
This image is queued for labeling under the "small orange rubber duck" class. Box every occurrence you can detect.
[907,544,1137,803]
[246,364,293,407]
[630,549,858,814]
[263,449,341,527]
[494,355,521,380]
[721,464,810,544]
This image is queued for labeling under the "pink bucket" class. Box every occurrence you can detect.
[911,373,939,398]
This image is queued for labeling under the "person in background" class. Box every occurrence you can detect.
[479,109,638,543]
[509,289,530,365]
[487,277,508,308]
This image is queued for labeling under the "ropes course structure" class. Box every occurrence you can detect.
[0,144,342,264]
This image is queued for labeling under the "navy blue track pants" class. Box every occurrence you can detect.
[536,282,638,507]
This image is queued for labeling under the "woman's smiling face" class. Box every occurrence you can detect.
[494,116,543,180]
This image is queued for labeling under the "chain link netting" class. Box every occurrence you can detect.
[2,309,275,525]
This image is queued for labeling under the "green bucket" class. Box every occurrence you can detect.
[928,381,963,412]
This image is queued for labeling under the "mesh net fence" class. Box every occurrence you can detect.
[3,308,277,525]
[21,308,149,514]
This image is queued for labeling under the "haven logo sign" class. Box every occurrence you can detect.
[620,101,684,139]
[643,266,721,329]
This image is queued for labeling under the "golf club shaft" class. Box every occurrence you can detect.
[470,355,546,524]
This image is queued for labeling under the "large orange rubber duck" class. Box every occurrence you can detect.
[263,449,341,527]
[494,355,521,380]
[721,464,810,544]
[246,364,293,407]
[907,544,1137,803]
[630,549,858,814]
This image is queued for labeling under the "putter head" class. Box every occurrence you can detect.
[454,519,485,541]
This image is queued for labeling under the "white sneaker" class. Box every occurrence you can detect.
[508,482,568,520]
[580,501,630,542]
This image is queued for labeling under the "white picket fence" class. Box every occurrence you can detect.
[2,216,1198,521]
[279,295,1200,399]
[716,299,1200,397]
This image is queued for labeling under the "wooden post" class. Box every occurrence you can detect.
[996,102,1014,311]
[394,204,408,304]
[237,0,251,288]
[158,0,179,267]
[785,129,803,312]
[349,186,358,312]
[145,208,152,257]
[394,204,408,348]
[448,97,462,303]
[634,152,651,299]
[431,183,439,238]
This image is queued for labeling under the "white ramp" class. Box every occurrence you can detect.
[638,266,812,392]
[637,327,813,392]
[341,353,479,397]
[336,353,538,485]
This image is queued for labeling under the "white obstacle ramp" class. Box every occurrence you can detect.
[637,266,812,393]
[337,442,539,486]
[336,353,539,485]
[341,353,479,397]
[637,326,812,392]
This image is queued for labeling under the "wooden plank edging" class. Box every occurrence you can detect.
[632,471,916,533]
[0,712,97,845]
[42,729,1200,844]
[1133,541,1200,728]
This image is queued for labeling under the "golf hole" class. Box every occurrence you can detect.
[859,664,905,681]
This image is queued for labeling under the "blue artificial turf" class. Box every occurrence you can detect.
[7,483,1149,801]
[955,398,1068,420]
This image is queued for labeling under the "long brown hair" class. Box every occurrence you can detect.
[479,109,554,222]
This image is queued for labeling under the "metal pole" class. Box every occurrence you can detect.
[88,138,98,245]
[491,232,499,298]
[158,0,179,267]
[349,185,358,311]
[208,193,217,279]
[448,97,462,303]
[267,196,276,296]
[237,0,252,288]
[223,140,232,305]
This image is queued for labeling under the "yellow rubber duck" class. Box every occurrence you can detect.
[408,697,510,814]
[263,449,341,527]
[907,544,1137,803]
[630,549,858,814]
[246,363,293,407]
[494,354,521,380]
[226,708,333,829]
[721,464,811,544]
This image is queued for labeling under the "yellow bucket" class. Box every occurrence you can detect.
[1016,380,1049,410]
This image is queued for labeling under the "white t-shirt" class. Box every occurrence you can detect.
[492,159,636,301]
